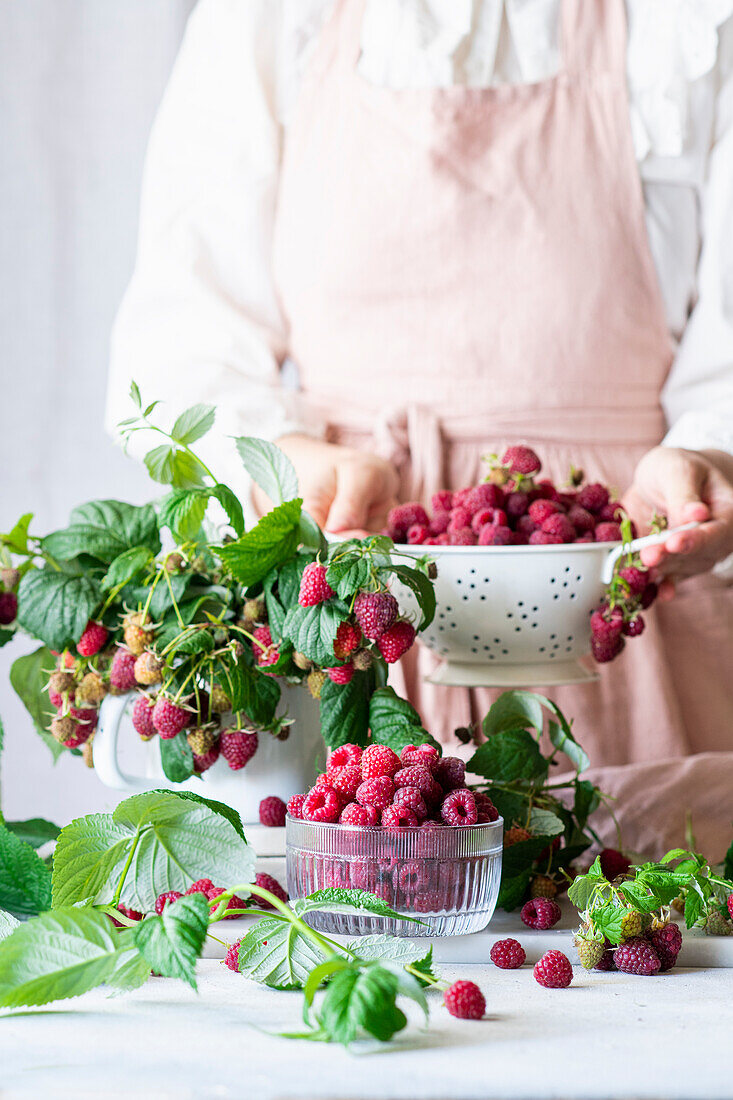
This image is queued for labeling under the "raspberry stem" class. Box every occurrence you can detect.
[110,824,145,907]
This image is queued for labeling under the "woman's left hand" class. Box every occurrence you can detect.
[624,446,733,584]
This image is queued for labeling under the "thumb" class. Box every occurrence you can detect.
[326,462,378,533]
[658,455,710,528]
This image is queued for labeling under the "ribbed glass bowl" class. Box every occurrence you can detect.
[286,816,503,937]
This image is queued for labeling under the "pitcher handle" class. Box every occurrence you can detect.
[601,522,700,585]
[92,692,153,792]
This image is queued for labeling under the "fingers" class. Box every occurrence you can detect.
[326,460,385,533]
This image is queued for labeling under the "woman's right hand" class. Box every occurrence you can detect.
[252,433,400,535]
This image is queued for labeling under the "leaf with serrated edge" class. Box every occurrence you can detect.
[0,909,149,1008]
[101,546,152,591]
[234,437,299,505]
[319,672,372,749]
[344,935,428,967]
[52,791,255,912]
[294,887,421,924]
[282,600,346,667]
[134,894,209,988]
[0,909,20,941]
[318,965,406,1045]
[237,916,327,990]
[170,404,215,446]
[16,571,100,652]
[217,500,302,587]
[10,646,62,759]
[483,690,547,737]
[5,818,61,848]
[0,822,52,917]
[469,728,548,784]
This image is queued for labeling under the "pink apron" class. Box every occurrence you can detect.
[272,0,733,855]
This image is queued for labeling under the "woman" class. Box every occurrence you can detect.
[108,0,733,855]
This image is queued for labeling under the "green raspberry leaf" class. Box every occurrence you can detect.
[210,483,245,536]
[381,562,436,630]
[0,909,20,942]
[101,546,153,591]
[236,916,327,991]
[234,437,299,505]
[43,500,160,562]
[0,909,149,1008]
[282,600,347,667]
[344,935,430,969]
[159,489,209,542]
[498,870,532,911]
[591,905,625,945]
[483,690,548,737]
[5,818,61,849]
[16,570,100,652]
[326,554,370,601]
[145,444,208,489]
[547,717,590,774]
[294,888,421,924]
[159,731,195,783]
[2,512,33,554]
[319,671,372,749]
[134,893,209,988]
[469,728,548,783]
[318,964,407,1045]
[0,822,52,917]
[170,403,216,446]
[368,687,437,752]
[217,500,302,587]
[10,646,62,759]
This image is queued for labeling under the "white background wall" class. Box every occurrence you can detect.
[0,0,196,823]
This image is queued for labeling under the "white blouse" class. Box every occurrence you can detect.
[107,0,733,494]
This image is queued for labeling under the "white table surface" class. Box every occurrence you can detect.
[1,960,731,1100]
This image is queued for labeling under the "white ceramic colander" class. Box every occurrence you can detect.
[391,523,698,688]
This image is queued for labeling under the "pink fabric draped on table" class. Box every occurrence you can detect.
[272,0,733,857]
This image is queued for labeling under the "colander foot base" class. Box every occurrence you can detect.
[426,658,600,688]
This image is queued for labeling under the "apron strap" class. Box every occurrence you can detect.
[561,0,628,79]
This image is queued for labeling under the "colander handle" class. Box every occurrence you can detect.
[601,522,701,585]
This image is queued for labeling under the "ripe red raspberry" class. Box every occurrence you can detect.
[490,938,526,969]
[377,620,416,663]
[474,791,500,822]
[209,887,248,917]
[478,524,514,546]
[110,647,137,692]
[528,499,562,525]
[76,619,109,657]
[151,696,190,739]
[466,482,505,513]
[591,632,625,663]
[303,785,342,822]
[444,980,486,1019]
[413,888,444,912]
[567,504,595,534]
[594,946,616,971]
[400,743,440,772]
[298,562,335,607]
[407,524,429,544]
[541,513,576,542]
[254,871,287,908]
[429,511,451,536]
[252,625,279,667]
[577,482,609,513]
[590,606,624,642]
[647,923,682,971]
[448,505,472,531]
[595,522,622,542]
[441,788,478,825]
[220,729,258,770]
[328,764,362,798]
[333,621,361,659]
[392,786,427,819]
[435,756,465,791]
[728,895,733,922]
[598,501,624,523]
[640,581,658,608]
[329,742,362,767]
[340,802,379,825]
[131,694,157,740]
[387,502,430,540]
[619,564,648,594]
[622,615,645,637]
[431,490,453,512]
[356,776,395,810]
[502,445,541,476]
[325,663,354,685]
[287,793,306,819]
[353,591,398,641]
[0,591,18,625]
[155,891,182,914]
[394,765,441,803]
[382,804,419,827]
[448,526,477,545]
[534,950,573,988]
[193,746,220,773]
[521,898,562,929]
[529,530,563,545]
[471,508,494,534]
[505,490,529,518]
[225,940,241,972]
[599,848,632,881]
[185,878,215,897]
[259,795,287,827]
[613,937,661,975]
[361,743,401,780]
